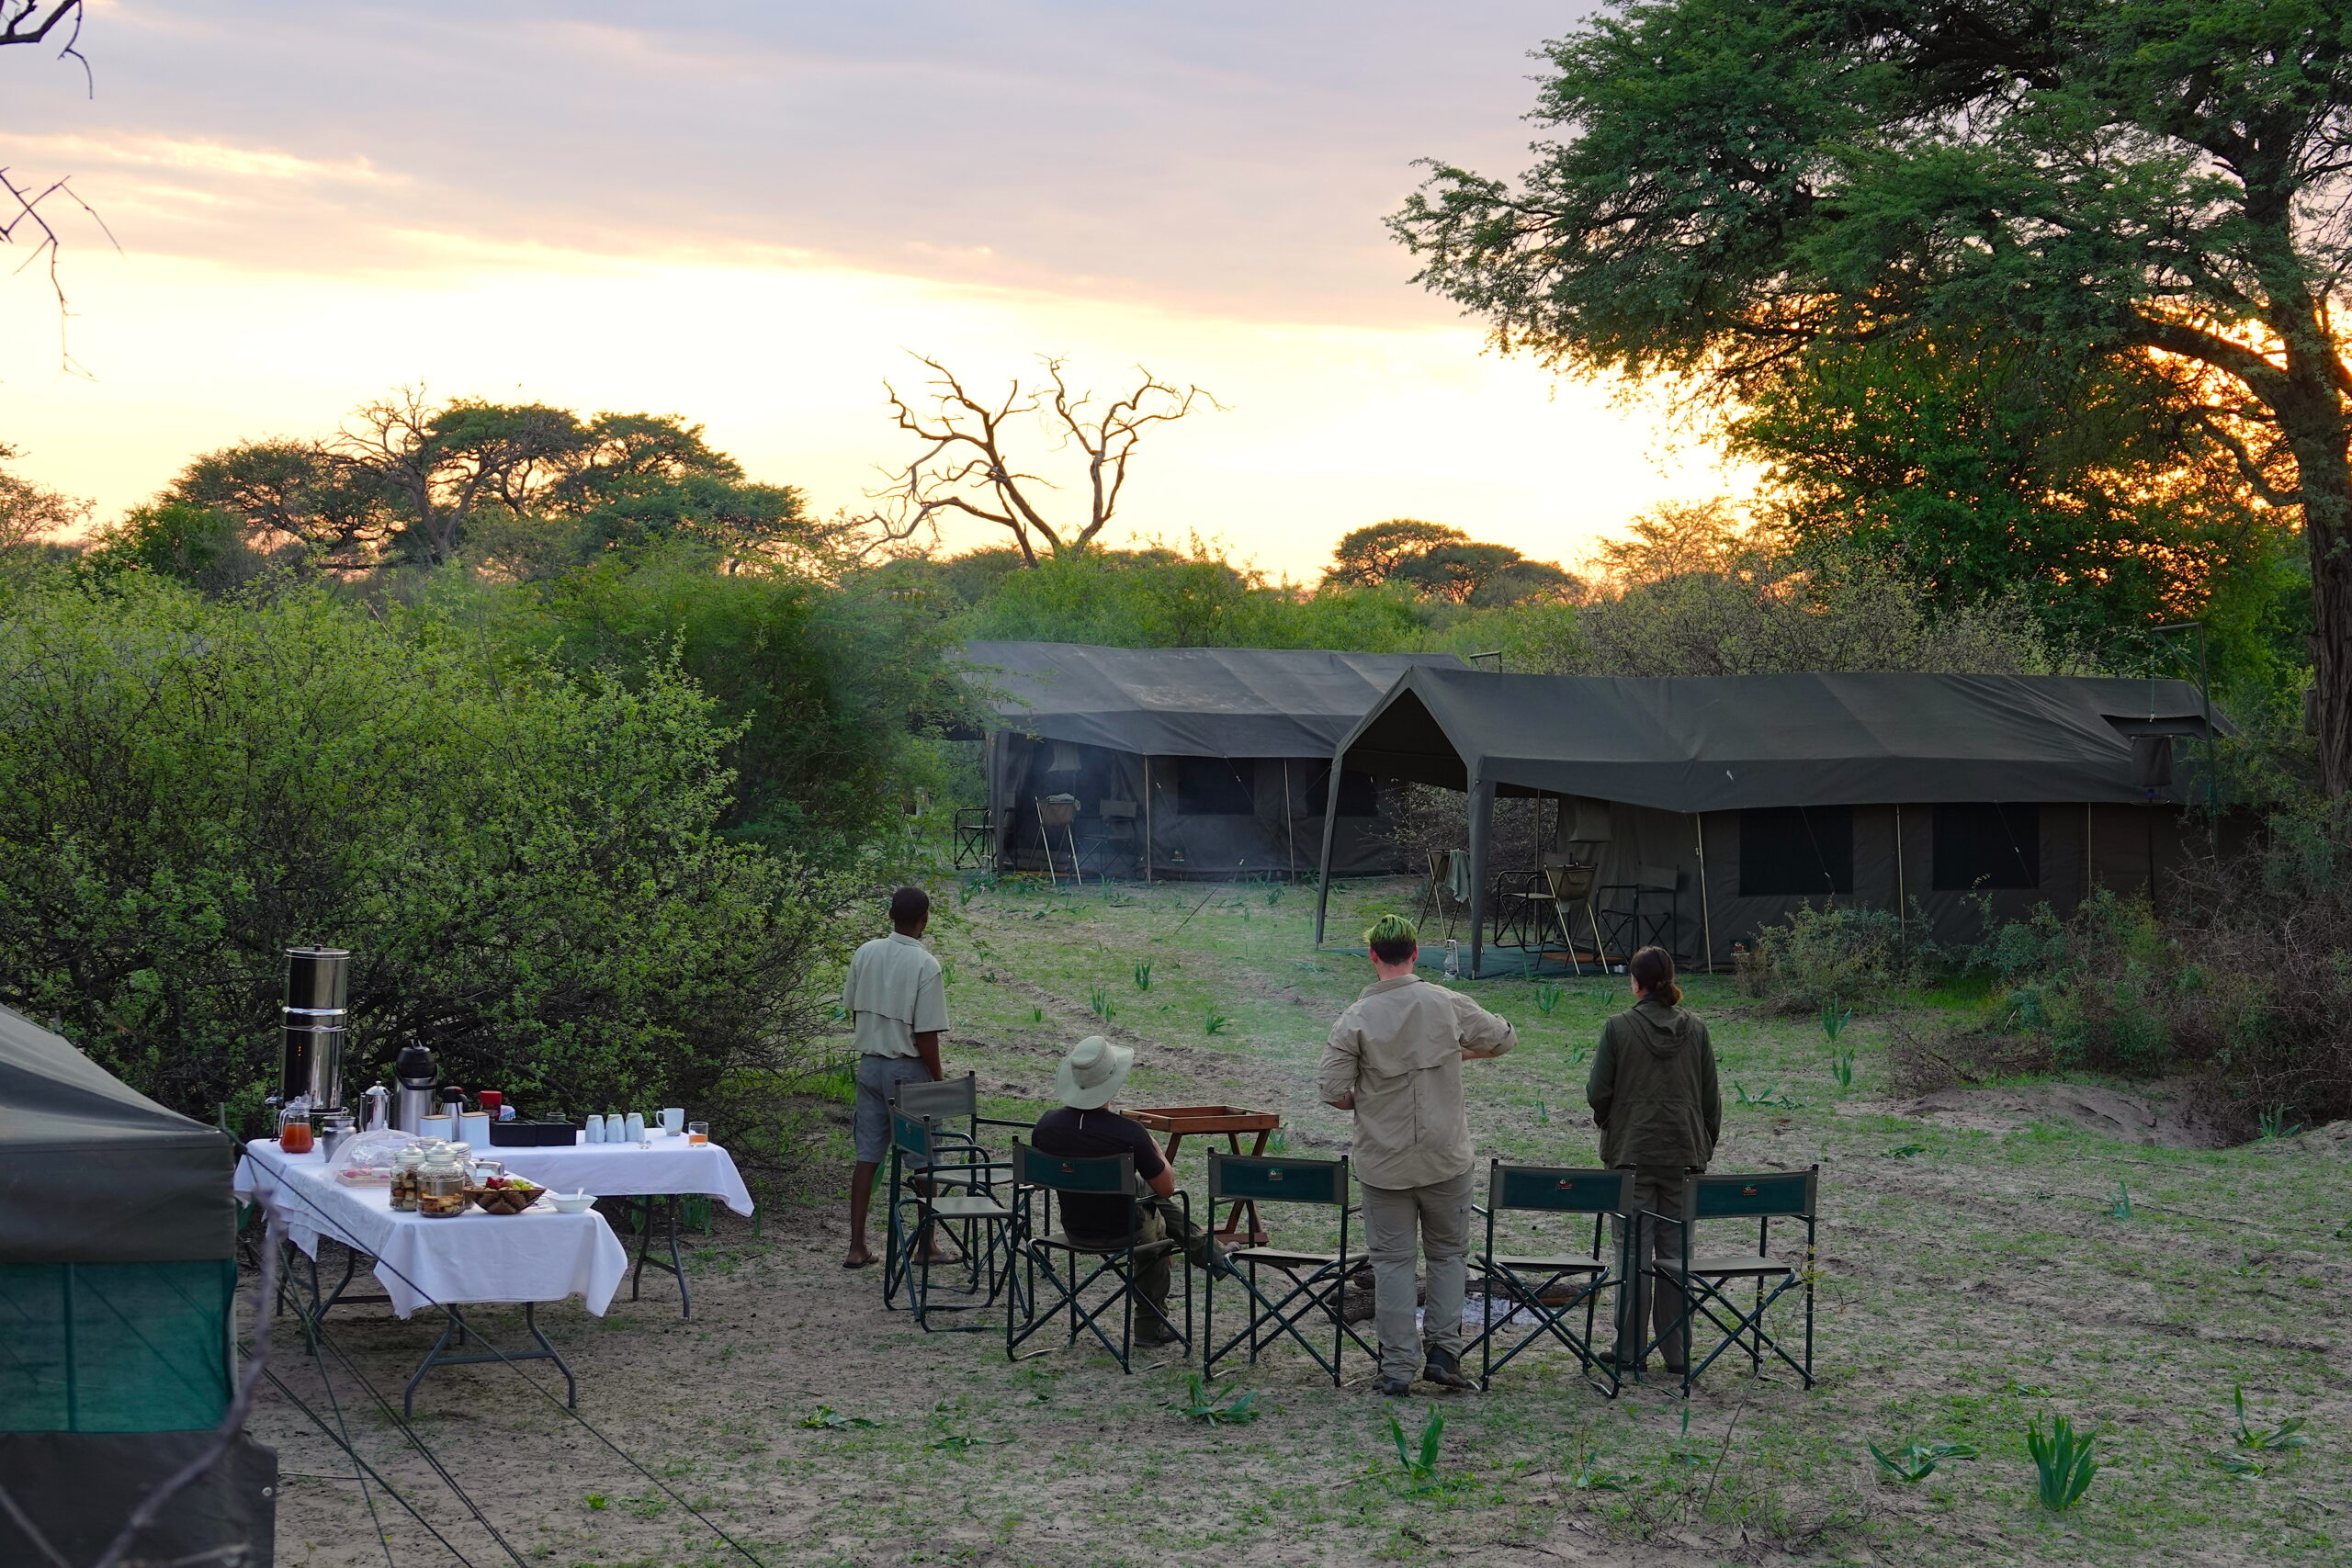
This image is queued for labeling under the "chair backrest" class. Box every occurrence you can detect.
[1207,1152,1350,1208]
[1487,1162,1632,1217]
[1012,1139,1137,1196]
[1680,1167,1818,1221]
[893,1071,977,1123]
[890,1109,937,1163]
[1545,863,1596,900]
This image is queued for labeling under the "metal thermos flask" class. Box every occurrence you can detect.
[393,1044,439,1134]
[278,946,350,1112]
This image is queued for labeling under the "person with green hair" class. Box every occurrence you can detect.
[1318,912,1516,1395]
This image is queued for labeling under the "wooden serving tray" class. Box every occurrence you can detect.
[1130,1105,1281,1134]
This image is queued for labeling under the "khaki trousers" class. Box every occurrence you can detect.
[1611,1166,1694,1370]
[1360,1169,1474,1382]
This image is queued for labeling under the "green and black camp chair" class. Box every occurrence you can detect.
[1202,1152,1370,1385]
[886,1110,1017,1331]
[1006,1140,1191,1372]
[1468,1162,1631,1395]
[1645,1166,1818,1394]
[883,1072,1025,1312]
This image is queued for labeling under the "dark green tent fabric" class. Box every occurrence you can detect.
[1330,669,2218,810]
[0,1003,238,1266]
[0,1260,237,1431]
[961,641,1470,757]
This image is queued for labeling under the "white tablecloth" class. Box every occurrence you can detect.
[234,1141,628,1319]
[481,1135,756,1216]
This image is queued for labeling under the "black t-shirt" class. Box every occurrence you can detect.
[1030,1106,1167,1239]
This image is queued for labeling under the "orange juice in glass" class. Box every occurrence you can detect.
[686,1122,709,1145]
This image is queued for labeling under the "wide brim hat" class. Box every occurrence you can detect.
[1054,1034,1134,1111]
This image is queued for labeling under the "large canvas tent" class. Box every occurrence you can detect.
[0,1003,277,1565]
[1313,669,2226,976]
[964,641,1473,879]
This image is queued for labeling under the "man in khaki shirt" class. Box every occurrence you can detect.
[841,886,949,1269]
[1320,914,1515,1395]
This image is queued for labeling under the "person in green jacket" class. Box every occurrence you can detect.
[1584,944,1721,1374]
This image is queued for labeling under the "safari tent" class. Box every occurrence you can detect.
[1312,669,2228,976]
[0,1003,277,1565]
[963,641,1473,880]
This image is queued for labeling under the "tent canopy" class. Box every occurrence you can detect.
[1334,669,2220,812]
[962,641,1471,758]
[0,1003,238,1264]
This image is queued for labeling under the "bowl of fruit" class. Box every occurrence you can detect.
[467,1174,546,1215]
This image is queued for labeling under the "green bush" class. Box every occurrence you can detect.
[0,577,844,1134]
[1736,904,1927,1012]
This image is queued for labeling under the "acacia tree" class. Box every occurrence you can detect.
[848,355,1217,566]
[1392,0,2352,793]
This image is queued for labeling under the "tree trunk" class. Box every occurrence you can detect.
[2304,463,2352,798]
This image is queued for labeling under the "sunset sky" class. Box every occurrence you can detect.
[3,1,1749,580]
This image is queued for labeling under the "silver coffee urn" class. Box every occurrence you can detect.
[278,946,350,1115]
[393,1043,440,1134]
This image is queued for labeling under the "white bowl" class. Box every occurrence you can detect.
[548,1192,597,1214]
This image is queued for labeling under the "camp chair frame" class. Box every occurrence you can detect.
[1202,1152,1371,1385]
[1467,1162,1631,1396]
[1644,1166,1818,1396]
[887,1110,1018,1331]
[952,807,995,869]
[1006,1140,1192,1372]
[1416,849,1465,940]
[883,1072,1025,1313]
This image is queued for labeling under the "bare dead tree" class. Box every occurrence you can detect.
[5,1,107,374]
[839,354,1219,565]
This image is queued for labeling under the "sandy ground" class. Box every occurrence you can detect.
[246,875,2352,1568]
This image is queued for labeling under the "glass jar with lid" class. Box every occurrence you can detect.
[417,1144,470,1218]
[388,1144,428,1212]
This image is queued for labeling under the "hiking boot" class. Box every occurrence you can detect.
[1421,1347,1477,1391]
[1374,1373,1415,1397]
[1135,1322,1183,1348]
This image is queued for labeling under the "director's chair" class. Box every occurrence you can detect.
[1645,1166,1818,1395]
[1202,1153,1373,1385]
[883,1072,1027,1313]
[1006,1141,1191,1372]
[886,1110,1017,1331]
[1467,1162,1631,1396]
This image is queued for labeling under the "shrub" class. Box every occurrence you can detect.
[1737,904,1928,1012]
[0,578,844,1139]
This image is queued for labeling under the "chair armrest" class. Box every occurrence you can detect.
[975,1116,1035,1132]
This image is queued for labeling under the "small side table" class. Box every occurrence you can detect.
[1131,1105,1282,1245]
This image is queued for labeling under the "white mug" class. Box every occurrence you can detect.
[623,1112,647,1143]
[661,1108,684,1134]
[583,1113,605,1144]
[419,1113,453,1142]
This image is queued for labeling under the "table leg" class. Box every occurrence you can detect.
[402,1303,577,1416]
[628,1195,693,1318]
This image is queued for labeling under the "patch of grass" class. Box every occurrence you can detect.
[1134,960,1153,992]
[2106,1180,2132,1218]
[2258,1105,2303,1140]
[2025,1415,2099,1511]
[1385,1404,1445,1488]
[2231,1386,2307,1454]
[1733,1080,1802,1110]
[1204,1010,1229,1035]
[1088,985,1115,1021]
[1819,1004,1852,1042]
[1535,982,1565,1016]
[1172,1373,1261,1425]
[1829,1050,1855,1091]
[799,1406,877,1430]
[1868,1437,1976,1484]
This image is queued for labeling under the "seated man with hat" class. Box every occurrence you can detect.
[1030,1034,1224,1346]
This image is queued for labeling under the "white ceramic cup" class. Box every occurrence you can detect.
[583,1113,605,1144]
[419,1113,453,1142]
[661,1107,684,1134]
[623,1112,647,1143]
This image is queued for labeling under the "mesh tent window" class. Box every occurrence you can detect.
[1176,757,1255,816]
[1737,807,1854,897]
[1932,803,2041,890]
[0,1261,236,1433]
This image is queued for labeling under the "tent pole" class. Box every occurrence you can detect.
[1467,773,1492,979]
[1283,759,1297,883]
[1692,812,1714,974]
[1313,754,1345,946]
[2083,801,2092,903]
[1894,805,1905,946]
[1144,757,1153,884]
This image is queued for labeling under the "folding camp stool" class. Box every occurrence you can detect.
[1006,1140,1191,1372]
[887,1110,1018,1331]
[1467,1162,1631,1396]
[1645,1166,1818,1395]
[1202,1153,1373,1385]
[884,1072,1024,1313]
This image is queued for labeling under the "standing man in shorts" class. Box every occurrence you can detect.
[842,886,948,1269]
